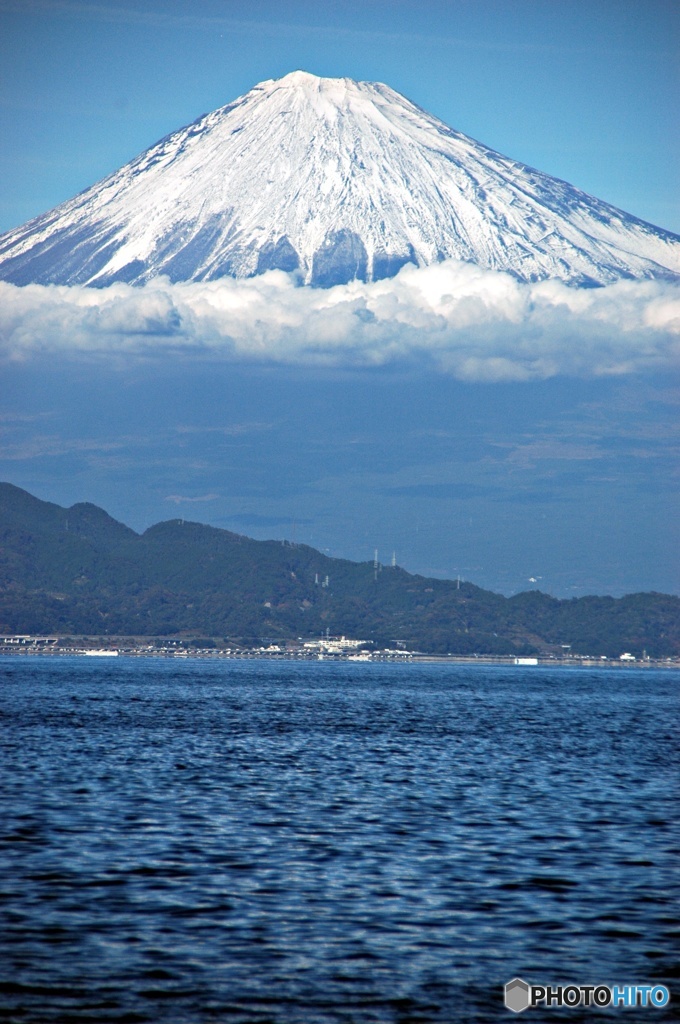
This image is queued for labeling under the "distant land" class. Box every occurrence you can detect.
[1,483,678,658]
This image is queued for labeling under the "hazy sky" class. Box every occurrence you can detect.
[1,0,678,599]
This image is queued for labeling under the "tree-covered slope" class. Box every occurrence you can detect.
[1,482,678,656]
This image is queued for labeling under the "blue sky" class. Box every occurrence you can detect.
[1,0,678,235]
[0,0,678,599]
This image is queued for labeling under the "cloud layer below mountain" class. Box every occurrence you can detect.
[1,260,678,380]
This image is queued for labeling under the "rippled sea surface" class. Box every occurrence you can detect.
[0,658,677,1023]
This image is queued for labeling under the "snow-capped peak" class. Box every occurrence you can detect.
[1,71,679,288]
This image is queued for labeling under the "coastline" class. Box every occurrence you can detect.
[1,636,677,670]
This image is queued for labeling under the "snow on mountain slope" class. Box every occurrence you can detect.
[1,70,679,288]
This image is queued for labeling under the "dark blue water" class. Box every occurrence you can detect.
[0,658,677,1023]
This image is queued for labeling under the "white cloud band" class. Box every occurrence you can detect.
[1,260,679,380]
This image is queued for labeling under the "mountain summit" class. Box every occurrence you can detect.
[1,70,679,288]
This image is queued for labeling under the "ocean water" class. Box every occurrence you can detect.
[0,657,677,1023]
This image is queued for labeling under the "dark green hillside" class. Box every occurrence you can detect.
[1,482,678,656]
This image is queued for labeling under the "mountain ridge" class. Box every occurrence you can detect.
[1,482,678,657]
[1,71,679,289]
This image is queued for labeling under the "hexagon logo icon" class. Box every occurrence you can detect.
[505,977,531,1013]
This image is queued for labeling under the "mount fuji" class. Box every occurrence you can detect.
[1,70,679,289]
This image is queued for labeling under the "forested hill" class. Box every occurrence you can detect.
[1,482,678,657]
